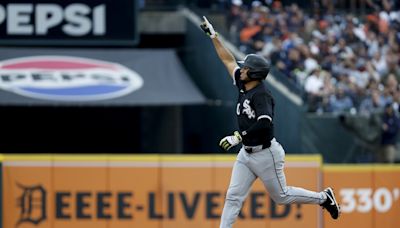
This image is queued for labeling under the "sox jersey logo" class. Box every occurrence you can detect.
[237,99,255,119]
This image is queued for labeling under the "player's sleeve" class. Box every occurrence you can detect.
[232,67,242,89]
[252,93,273,122]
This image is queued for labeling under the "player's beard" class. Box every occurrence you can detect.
[240,77,253,84]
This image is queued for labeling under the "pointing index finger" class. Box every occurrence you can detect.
[203,16,210,24]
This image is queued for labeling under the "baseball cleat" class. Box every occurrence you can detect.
[320,187,341,219]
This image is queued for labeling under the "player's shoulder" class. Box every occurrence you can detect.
[252,85,273,100]
[254,83,271,95]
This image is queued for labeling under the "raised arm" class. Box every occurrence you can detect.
[200,16,238,78]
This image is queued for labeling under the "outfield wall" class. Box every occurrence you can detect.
[1,154,399,228]
[323,165,400,228]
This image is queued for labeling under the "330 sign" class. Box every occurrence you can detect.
[340,187,400,213]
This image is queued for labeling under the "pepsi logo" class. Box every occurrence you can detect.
[0,56,144,101]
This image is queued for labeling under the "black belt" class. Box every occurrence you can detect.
[244,141,271,154]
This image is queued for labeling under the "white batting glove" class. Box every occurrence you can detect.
[219,131,242,151]
[200,16,218,38]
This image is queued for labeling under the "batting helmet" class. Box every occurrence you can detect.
[237,54,270,80]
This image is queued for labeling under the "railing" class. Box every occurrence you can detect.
[269,67,305,98]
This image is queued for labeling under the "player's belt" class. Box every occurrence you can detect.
[243,138,274,153]
[244,143,268,154]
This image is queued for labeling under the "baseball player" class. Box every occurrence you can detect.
[200,17,340,228]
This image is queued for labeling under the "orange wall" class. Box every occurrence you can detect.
[323,165,400,228]
[2,154,322,228]
[2,155,400,228]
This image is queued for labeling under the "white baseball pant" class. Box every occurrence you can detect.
[219,138,326,228]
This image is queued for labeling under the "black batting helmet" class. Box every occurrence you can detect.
[237,54,270,80]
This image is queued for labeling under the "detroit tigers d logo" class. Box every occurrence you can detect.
[16,183,47,226]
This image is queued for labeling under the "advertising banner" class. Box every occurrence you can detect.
[2,154,322,228]
[323,165,400,228]
[0,48,205,105]
[0,0,138,46]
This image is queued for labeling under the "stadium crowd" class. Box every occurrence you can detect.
[226,0,400,115]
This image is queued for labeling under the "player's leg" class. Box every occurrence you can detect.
[220,149,257,228]
[251,138,340,219]
[254,139,325,204]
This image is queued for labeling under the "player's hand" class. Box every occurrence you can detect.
[219,131,242,151]
[200,16,217,38]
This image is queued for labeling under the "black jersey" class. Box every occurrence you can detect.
[233,67,274,146]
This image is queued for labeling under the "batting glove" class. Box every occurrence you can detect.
[219,131,242,151]
[200,16,218,38]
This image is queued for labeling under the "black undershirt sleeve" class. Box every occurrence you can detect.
[242,118,271,137]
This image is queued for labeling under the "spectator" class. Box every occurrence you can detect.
[379,102,400,163]
[329,85,354,114]
[239,17,262,52]
[385,51,400,81]
[304,68,324,112]
[384,73,398,95]
[227,0,244,45]
[331,38,354,60]
[359,89,385,116]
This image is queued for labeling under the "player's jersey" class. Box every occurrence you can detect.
[233,67,274,146]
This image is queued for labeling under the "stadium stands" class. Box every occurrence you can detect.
[227,0,400,114]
